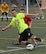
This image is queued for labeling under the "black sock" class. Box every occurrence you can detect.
[1,18,3,21]
[7,18,8,21]
[35,38,41,42]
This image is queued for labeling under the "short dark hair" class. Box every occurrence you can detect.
[20,9,25,11]
[11,9,16,11]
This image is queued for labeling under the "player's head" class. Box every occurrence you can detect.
[20,9,25,13]
[3,2,6,5]
[11,9,17,17]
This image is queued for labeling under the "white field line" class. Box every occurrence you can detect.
[0,48,26,53]
[0,45,46,53]
[7,46,22,48]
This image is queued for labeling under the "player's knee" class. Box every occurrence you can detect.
[30,35,37,39]
[21,41,27,44]
[5,12,8,16]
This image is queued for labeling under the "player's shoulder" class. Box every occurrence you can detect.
[25,15,31,19]
[25,15,30,18]
[25,15,32,21]
[16,13,25,18]
[17,13,25,16]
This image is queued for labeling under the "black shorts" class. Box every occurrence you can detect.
[20,28,33,41]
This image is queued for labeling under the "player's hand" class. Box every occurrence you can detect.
[1,28,5,31]
[2,11,4,13]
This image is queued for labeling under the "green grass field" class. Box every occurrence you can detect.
[0,19,46,54]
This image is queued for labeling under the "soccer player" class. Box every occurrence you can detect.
[1,9,41,46]
[16,15,32,45]
[1,2,9,21]
[17,9,38,45]
[14,9,32,45]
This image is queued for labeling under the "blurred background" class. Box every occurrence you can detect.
[0,0,46,20]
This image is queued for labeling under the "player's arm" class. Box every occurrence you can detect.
[7,5,9,12]
[1,17,15,31]
[27,14,39,16]
[1,24,12,31]
[1,5,3,12]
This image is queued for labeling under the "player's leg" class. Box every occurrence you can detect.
[18,35,21,44]
[5,12,8,21]
[20,39,30,45]
[1,12,4,21]
[30,35,43,48]
[15,35,21,45]
[26,28,41,45]
[12,34,21,45]
[20,28,31,45]
[30,35,41,45]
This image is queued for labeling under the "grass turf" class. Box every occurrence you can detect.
[0,19,46,54]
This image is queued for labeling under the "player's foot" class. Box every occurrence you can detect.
[15,43,21,45]
[34,43,39,48]
[12,42,21,45]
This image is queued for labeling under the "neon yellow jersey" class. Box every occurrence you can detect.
[10,13,28,34]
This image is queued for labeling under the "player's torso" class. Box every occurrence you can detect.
[15,18,28,34]
[1,4,8,12]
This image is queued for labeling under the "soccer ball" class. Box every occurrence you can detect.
[26,44,34,50]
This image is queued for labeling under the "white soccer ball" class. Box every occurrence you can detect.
[26,44,34,50]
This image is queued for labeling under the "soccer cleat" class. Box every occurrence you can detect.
[34,43,39,48]
[34,44,39,48]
